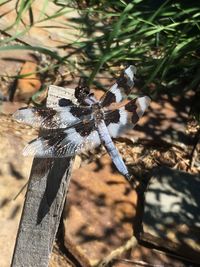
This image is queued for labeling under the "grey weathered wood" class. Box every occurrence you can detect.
[11,86,75,267]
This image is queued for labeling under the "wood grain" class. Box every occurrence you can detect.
[11,85,75,267]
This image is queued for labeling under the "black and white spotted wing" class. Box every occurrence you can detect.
[100,65,136,107]
[104,96,151,138]
[22,119,101,158]
[13,104,101,157]
[13,105,92,130]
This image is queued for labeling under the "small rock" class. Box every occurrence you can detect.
[141,166,200,264]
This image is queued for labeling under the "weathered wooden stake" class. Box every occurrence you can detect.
[11,86,75,267]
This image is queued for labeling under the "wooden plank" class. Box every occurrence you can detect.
[11,86,75,267]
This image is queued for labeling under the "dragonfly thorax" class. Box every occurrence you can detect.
[92,102,104,124]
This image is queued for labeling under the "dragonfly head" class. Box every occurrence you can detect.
[75,85,90,102]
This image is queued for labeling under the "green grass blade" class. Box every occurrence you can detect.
[0,44,64,62]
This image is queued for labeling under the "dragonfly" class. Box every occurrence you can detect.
[13,66,150,186]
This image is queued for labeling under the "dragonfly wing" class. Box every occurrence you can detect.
[100,65,136,107]
[13,106,92,129]
[23,120,101,158]
[104,96,151,138]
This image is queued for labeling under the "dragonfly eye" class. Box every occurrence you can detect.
[75,86,90,102]
[88,92,94,97]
